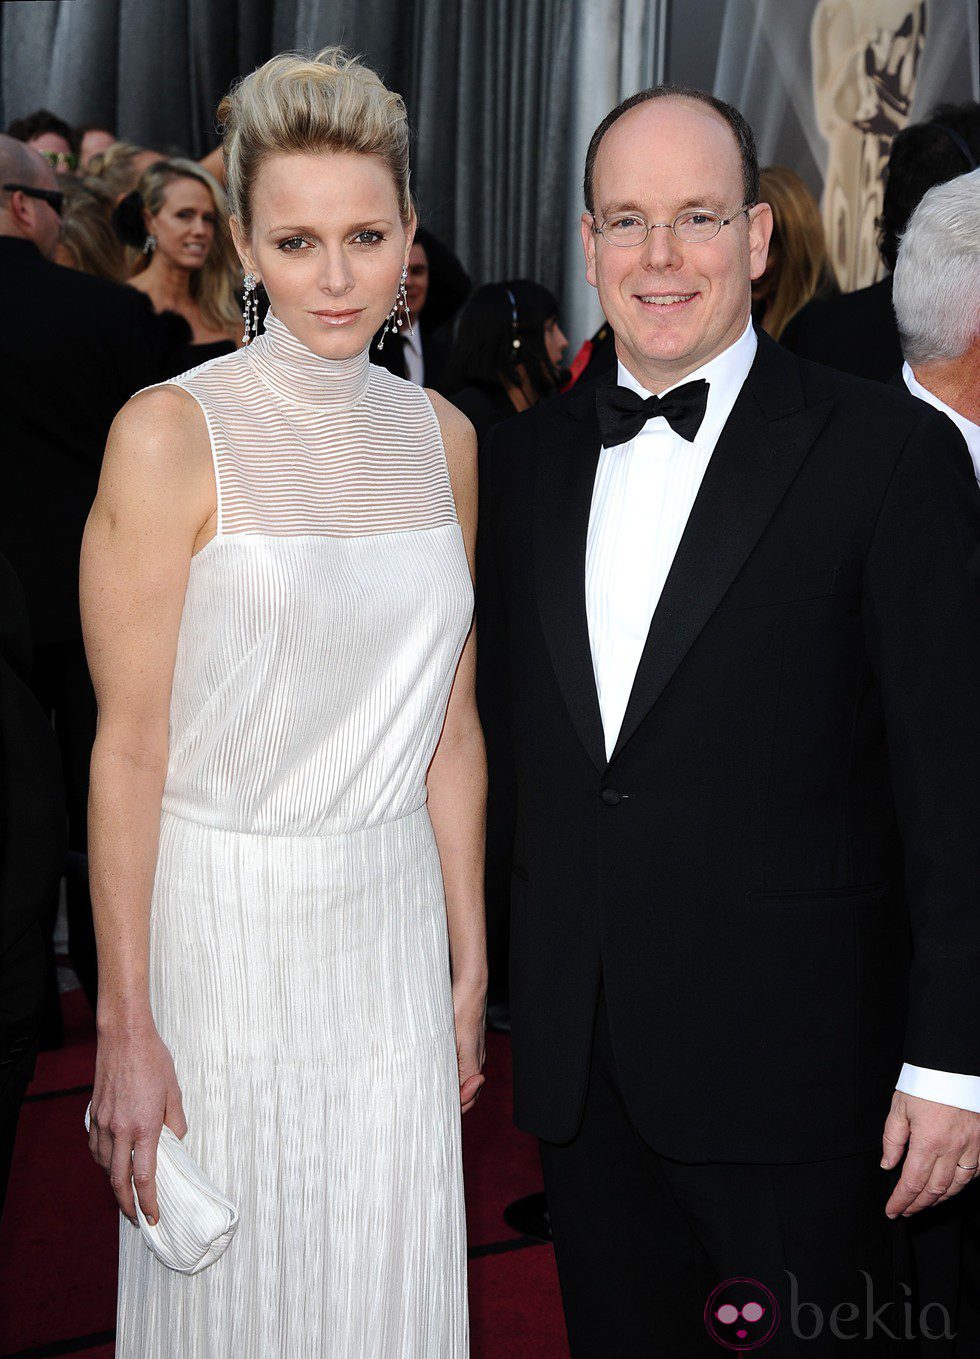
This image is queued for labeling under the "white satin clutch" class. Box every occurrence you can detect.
[84,1102,239,1273]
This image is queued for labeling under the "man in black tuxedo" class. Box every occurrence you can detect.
[478,87,980,1356]
[0,136,175,1026]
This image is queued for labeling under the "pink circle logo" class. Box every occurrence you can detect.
[704,1277,780,1350]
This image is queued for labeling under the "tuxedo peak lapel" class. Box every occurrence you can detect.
[534,396,607,771]
[609,337,834,762]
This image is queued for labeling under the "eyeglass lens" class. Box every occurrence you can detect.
[601,210,726,245]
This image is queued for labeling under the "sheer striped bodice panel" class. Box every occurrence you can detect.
[173,310,458,537]
[157,313,474,837]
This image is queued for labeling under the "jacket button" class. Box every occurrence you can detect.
[600,788,621,806]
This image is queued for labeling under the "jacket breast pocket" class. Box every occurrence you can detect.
[745,882,889,903]
[720,566,841,611]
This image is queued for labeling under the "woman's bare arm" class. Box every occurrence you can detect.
[81,383,214,1223]
[424,390,487,1114]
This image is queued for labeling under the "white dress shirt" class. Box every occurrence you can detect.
[902,362,980,482]
[585,315,757,761]
[584,319,980,1114]
[401,320,425,386]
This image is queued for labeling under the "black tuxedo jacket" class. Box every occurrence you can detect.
[0,237,178,645]
[477,329,980,1163]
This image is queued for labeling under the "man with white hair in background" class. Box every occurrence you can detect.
[892,166,980,1358]
[892,169,980,480]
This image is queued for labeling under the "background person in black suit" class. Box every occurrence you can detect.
[369,226,470,392]
[0,552,65,1221]
[477,86,980,1356]
[780,101,980,383]
[890,169,980,1358]
[0,135,179,1036]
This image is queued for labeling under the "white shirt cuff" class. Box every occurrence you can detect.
[896,1063,980,1113]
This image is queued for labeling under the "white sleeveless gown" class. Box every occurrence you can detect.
[115,312,473,1356]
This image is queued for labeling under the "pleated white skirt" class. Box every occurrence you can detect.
[115,806,468,1358]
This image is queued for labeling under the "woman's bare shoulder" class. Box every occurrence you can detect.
[112,381,208,452]
[425,388,476,445]
[100,385,214,517]
[424,388,477,546]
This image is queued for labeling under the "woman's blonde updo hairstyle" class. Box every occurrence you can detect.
[217,46,413,238]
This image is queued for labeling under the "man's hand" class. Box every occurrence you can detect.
[881,1091,980,1217]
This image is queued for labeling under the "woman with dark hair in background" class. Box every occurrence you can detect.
[752,165,837,340]
[447,279,566,1035]
[445,279,568,448]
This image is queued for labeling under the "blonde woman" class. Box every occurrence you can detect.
[752,165,838,340]
[81,47,484,1356]
[122,158,242,366]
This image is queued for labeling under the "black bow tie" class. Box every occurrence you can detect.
[596,377,710,447]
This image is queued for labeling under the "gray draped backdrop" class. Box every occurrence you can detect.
[3,1,974,344]
[0,0,577,319]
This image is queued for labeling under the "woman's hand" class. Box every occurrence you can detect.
[88,1021,187,1226]
[453,976,487,1115]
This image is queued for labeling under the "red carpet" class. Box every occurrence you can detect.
[0,989,570,1358]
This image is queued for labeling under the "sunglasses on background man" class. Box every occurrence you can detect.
[1,183,65,216]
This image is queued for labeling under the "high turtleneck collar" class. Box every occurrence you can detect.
[245,309,371,407]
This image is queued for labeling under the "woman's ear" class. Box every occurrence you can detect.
[404,210,418,265]
[229,215,256,279]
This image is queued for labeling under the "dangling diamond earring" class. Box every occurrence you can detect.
[143,233,157,256]
[242,272,259,345]
[377,264,412,350]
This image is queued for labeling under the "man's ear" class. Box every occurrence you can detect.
[747,202,774,283]
[580,212,598,290]
[9,189,33,232]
